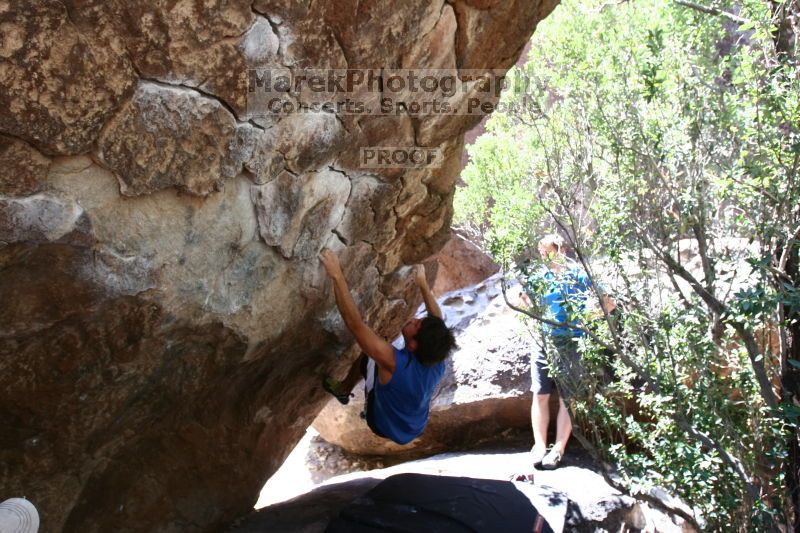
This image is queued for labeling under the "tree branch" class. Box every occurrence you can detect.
[638,230,779,409]
[499,275,618,354]
[673,0,751,24]
[779,224,800,273]
[674,417,760,501]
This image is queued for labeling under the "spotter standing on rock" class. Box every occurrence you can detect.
[319,249,457,445]
[522,234,616,470]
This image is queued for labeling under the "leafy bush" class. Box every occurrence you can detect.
[455,0,800,528]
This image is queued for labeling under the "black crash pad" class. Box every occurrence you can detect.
[325,473,554,533]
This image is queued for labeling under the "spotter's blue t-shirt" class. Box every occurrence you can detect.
[372,347,445,445]
[531,266,593,337]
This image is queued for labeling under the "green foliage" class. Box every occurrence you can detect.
[455,0,800,528]
[454,132,544,265]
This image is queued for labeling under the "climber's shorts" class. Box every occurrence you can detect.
[531,335,583,399]
[359,355,388,439]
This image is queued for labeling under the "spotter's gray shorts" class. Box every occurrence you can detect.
[531,335,583,399]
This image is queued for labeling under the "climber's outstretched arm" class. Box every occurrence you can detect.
[415,265,442,319]
[319,249,396,374]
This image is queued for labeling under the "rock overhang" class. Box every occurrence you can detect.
[0,0,560,530]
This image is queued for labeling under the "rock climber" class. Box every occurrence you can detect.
[319,249,456,445]
[522,234,615,470]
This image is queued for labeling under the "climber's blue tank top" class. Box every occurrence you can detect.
[371,347,445,445]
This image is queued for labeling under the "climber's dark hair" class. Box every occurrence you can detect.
[412,315,457,366]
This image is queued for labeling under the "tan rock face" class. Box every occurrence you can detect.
[64,0,256,117]
[0,136,50,196]
[0,1,557,531]
[453,0,559,70]
[251,169,350,259]
[98,83,241,196]
[0,1,136,155]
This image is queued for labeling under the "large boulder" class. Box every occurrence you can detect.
[0,1,559,531]
[430,233,500,294]
[313,274,538,456]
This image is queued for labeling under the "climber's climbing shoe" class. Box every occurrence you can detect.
[322,376,352,405]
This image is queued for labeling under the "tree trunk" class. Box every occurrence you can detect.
[770,0,799,60]
[780,244,800,528]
